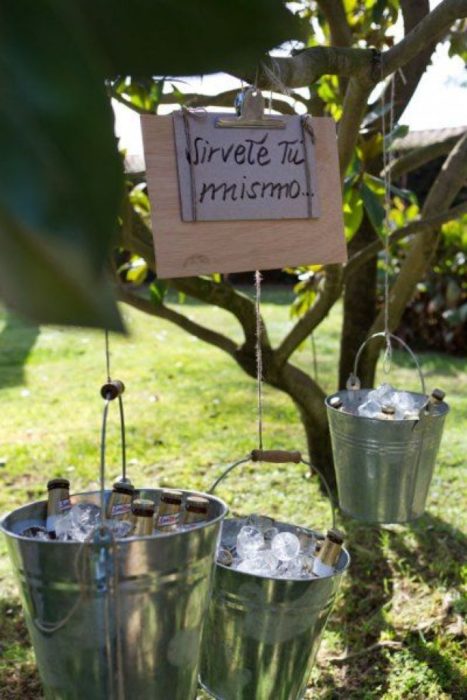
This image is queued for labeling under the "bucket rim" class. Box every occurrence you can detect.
[0,488,229,544]
[325,390,449,422]
[216,517,350,583]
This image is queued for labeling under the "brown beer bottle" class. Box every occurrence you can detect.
[155,489,183,532]
[46,478,72,538]
[131,499,155,536]
[183,496,209,528]
[106,481,134,521]
[312,529,344,577]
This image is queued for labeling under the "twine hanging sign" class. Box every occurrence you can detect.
[141,88,346,278]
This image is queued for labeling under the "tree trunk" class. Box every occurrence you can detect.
[297,402,336,495]
[339,213,378,389]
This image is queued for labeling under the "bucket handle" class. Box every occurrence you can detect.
[347,332,426,396]
[99,380,127,520]
[209,449,336,529]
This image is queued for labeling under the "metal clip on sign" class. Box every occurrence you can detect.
[216,87,286,129]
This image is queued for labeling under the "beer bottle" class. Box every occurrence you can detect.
[312,528,344,577]
[380,404,395,420]
[183,495,209,529]
[107,481,134,521]
[46,478,71,538]
[427,388,445,412]
[155,489,183,532]
[131,499,155,536]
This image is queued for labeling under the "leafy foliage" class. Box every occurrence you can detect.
[0,0,302,329]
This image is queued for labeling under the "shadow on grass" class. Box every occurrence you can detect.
[313,512,466,699]
[390,349,464,378]
[0,597,41,699]
[0,314,39,391]
[1,515,464,699]
[316,519,395,699]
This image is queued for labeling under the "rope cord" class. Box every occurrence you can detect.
[105,329,111,382]
[380,69,396,373]
[255,271,264,450]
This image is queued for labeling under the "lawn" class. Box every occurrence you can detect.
[0,290,465,699]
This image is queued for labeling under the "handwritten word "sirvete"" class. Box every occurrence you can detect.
[187,134,305,167]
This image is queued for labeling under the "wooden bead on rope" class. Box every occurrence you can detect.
[251,449,302,464]
[100,380,125,401]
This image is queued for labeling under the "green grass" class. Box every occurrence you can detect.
[0,291,466,699]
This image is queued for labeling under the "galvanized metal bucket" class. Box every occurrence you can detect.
[199,449,350,700]
[1,487,228,700]
[326,333,449,524]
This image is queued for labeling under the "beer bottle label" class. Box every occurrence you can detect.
[58,498,71,512]
[158,512,180,527]
[111,503,131,517]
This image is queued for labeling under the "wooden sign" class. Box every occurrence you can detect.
[172,112,320,222]
[141,105,346,279]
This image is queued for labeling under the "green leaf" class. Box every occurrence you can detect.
[361,182,385,236]
[0,1,123,329]
[343,187,364,241]
[0,211,122,329]
[149,280,168,305]
[78,0,305,76]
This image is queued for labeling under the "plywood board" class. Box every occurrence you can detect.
[141,113,347,278]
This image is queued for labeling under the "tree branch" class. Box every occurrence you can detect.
[316,0,353,47]
[383,0,467,77]
[367,131,467,342]
[384,133,464,179]
[119,202,267,353]
[170,276,266,352]
[244,0,466,91]
[116,285,237,356]
[275,265,343,366]
[344,202,467,279]
[338,79,373,177]
[159,89,296,115]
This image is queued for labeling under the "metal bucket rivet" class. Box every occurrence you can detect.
[326,332,449,524]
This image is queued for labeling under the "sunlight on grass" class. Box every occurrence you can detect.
[0,294,465,699]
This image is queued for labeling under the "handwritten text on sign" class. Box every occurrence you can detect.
[173,112,320,222]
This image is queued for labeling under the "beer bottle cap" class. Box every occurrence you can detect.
[47,478,70,491]
[186,496,209,514]
[132,499,155,517]
[326,528,344,545]
[161,489,183,506]
[431,388,445,402]
[329,396,343,409]
[381,404,395,415]
[112,481,134,496]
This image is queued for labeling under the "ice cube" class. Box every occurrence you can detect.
[296,528,316,555]
[55,504,101,542]
[247,514,274,532]
[283,555,305,578]
[236,526,264,559]
[271,532,300,561]
[357,399,383,418]
[105,519,133,539]
[263,526,280,543]
[21,526,50,540]
[235,550,278,576]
